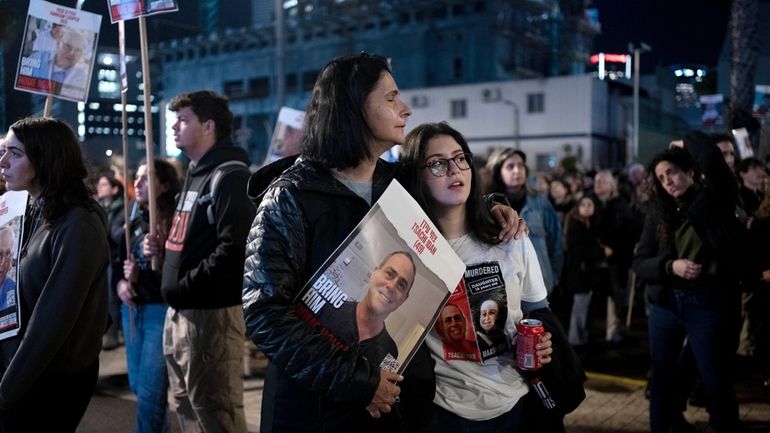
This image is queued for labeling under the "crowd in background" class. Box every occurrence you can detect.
[0,52,769,433]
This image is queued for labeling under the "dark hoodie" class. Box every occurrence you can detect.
[161,141,255,309]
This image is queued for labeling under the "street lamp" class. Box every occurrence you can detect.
[502,99,520,150]
[628,42,651,162]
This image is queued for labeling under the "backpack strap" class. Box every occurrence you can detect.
[197,160,249,225]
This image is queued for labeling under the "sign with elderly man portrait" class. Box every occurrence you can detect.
[15,0,101,103]
[0,191,28,341]
[295,180,464,374]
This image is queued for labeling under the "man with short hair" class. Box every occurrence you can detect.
[318,251,416,347]
[592,170,642,344]
[144,90,254,433]
[438,303,479,359]
[309,251,416,429]
[31,23,64,54]
[30,29,88,97]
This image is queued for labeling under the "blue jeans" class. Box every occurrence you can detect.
[647,289,739,433]
[436,400,523,433]
[122,303,170,433]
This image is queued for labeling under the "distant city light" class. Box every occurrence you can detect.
[590,53,630,81]
[114,103,138,112]
[164,108,181,157]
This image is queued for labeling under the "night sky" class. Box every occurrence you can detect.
[592,0,732,71]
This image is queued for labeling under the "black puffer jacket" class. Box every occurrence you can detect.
[243,157,421,433]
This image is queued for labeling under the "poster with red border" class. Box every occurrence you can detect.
[119,20,128,93]
[0,191,29,341]
[14,0,101,103]
[107,0,178,24]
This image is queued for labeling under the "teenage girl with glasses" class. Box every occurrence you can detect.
[400,121,554,433]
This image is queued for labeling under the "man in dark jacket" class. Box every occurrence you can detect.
[145,90,254,433]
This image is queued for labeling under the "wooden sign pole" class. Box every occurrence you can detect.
[138,16,159,270]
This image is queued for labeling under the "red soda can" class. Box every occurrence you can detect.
[515,318,545,370]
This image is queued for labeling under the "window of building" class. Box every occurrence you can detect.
[411,95,429,108]
[286,73,298,94]
[249,77,270,98]
[302,70,319,91]
[453,57,463,80]
[527,93,545,113]
[224,80,246,98]
[450,99,467,118]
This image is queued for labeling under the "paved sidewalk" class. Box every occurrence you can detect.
[566,373,770,432]
[82,346,770,433]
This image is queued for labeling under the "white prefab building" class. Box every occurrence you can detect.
[400,74,630,171]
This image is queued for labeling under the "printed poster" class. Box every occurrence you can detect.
[753,85,770,118]
[732,127,754,159]
[108,0,179,23]
[0,191,28,341]
[15,0,102,103]
[263,106,305,165]
[119,20,128,93]
[295,180,464,374]
[437,262,510,363]
[699,94,724,127]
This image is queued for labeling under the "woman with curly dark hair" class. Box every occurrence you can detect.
[633,133,743,433]
[0,117,109,432]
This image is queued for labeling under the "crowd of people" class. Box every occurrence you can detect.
[0,51,767,433]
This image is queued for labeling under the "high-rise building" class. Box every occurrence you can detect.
[157,0,600,164]
[77,48,161,169]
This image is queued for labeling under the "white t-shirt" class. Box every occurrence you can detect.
[426,233,548,421]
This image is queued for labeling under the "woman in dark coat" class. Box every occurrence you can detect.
[632,133,743,433]
[562,195,611,346]
[0,117,109,432]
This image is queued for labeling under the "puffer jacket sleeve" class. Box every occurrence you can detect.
[242,183,380,406]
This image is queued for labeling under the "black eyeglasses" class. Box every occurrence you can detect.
[422,153,473,177]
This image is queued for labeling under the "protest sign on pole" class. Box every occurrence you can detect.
[137,17,159,270]
[732,127,755,159]
[263,106,305,166]
[107,0,178,23]
[15,0,101,104]
[118,20,131,261]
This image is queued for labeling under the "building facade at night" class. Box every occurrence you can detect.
[156,0,601,165]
